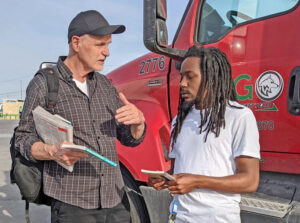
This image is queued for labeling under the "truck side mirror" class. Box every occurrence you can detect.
[156,18,168,47]
[156,0,168,47]
[144,0,186,60]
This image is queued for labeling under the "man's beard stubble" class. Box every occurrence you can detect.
[181,98,195,111]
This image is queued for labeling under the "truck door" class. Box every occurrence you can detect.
[169,0,300,173]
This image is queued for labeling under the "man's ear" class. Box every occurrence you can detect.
[70,36,80,53]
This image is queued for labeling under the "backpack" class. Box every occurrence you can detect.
[10,66,59,223]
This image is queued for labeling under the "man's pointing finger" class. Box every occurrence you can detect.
[119,92,130,105]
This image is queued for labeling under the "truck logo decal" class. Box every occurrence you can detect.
[148,79,162,87]
[234,74,253,101]
[244,103,278,111]
[234,74,280,111]
[255,71,283,101]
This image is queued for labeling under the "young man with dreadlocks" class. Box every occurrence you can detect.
[148,46,260,223]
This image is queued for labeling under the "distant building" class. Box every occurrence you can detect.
[2,99,24,118]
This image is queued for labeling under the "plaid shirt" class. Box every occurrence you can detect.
[15,57,145,209]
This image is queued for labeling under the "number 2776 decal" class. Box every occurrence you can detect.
[139,56,165,75]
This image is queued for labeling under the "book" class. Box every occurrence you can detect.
[141,169,175,181]
[61,144,117,167]
[32,106,74,172]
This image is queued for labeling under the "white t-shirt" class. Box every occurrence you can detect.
[73,78,89,97]
[168,101,260,223]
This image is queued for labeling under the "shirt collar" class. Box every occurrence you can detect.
[57,56,95,81]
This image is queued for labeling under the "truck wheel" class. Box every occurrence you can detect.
[121,166,150,223]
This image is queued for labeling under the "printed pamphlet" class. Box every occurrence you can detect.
[61,144,117,167]
[141,169,175,181]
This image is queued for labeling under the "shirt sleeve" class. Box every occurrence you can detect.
[232,109,261,159]
[117,123,147,147]
[14,74,46,162]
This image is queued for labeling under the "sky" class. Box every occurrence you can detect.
[0,0,188,101]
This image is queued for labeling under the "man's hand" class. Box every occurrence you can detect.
[42,141,88,166]
[115,92,145,125]
[115,92,145,139]
[148,177,168,191]
[166,156,259,194]
[167,173,199,194]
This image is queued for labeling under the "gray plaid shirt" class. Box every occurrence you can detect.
[15,57,145,209]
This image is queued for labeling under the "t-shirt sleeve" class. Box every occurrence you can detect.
[168,116,177,159]
[232,110,260,159]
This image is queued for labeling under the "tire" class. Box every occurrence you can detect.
[121,166,150,223]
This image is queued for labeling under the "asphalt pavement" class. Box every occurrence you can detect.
[0,120,50,223]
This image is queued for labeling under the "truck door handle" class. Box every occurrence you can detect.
[287,67,300,115]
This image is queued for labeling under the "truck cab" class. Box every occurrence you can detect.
[108,0,300,222]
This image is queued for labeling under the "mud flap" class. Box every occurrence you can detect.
[139,186,173,223]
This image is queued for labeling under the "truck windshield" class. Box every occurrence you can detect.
[197,0,299,44]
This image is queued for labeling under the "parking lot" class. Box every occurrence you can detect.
[0,120,50,223]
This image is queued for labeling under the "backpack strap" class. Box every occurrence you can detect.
[35,67,59,110]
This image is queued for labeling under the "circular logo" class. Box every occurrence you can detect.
[255,71,284,101]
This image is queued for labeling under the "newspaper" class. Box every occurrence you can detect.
[32,106,74,172]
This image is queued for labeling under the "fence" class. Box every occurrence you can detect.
[0,113,19,120]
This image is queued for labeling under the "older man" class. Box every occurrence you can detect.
[15,10,146,223]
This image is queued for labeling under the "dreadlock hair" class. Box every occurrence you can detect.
[170,46,241,148]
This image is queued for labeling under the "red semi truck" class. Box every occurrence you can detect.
[107,0,300,222]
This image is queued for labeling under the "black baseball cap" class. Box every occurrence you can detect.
[68,10,125,43]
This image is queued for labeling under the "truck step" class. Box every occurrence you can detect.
[240,195,293,218]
